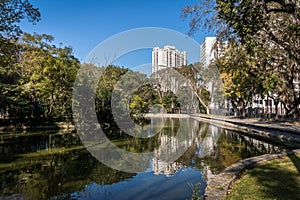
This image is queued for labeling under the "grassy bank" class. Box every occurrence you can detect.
[224,153,300,200]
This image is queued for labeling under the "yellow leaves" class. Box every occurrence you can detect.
[220,72,233,86]
[220,72,229,80]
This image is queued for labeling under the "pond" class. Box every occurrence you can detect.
[0,117,291,199]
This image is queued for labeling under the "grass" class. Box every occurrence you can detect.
[224,153,300,200]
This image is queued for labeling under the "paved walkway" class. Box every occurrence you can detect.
[146,113,300,134]
[190,114,300,149]
[191,114,300,135]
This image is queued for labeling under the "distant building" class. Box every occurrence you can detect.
[200,37,228,68]
[200,37,216,68]
[152,45,187,74]
[200,37,229,114]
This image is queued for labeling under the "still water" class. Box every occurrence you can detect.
[0,117,289,199]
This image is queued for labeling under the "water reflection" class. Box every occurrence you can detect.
[0,117,290,199]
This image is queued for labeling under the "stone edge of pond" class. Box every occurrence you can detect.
[195,114,300,134]
[190,114,300,148]
[203,149,300,200]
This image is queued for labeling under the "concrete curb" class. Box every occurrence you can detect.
[204,149,300,200]
[190,114,300,148]
[191,114,300,135]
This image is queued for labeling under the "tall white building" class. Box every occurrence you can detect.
[200,37,216,68]
[200,37,228,68]
[200,37,229,113]
[152,45,187,74]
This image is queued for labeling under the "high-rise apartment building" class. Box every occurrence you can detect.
[200,37,229,113]
[152,45,187,74]
[200,37,216,68]
[200,37,228,68]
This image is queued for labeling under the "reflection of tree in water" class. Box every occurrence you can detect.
[0,133,136,199]
[152,118,200,176]
[101,117,181,154]
[0,131,81,159]
[0,119,290,198]
[200,128,287,174]
[0,150,136,199]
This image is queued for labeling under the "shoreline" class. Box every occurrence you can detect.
[203,149,300,200]
[145,113,300,148]
[0,122,75,132]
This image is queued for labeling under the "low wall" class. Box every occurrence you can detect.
[203,149,300,200]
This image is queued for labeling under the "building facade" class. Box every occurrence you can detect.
[200,37,228,68]
[152,45,187,74]
[200,37,230,113]
[200,37,216,68]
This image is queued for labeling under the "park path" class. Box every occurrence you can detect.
[191,114,300,135]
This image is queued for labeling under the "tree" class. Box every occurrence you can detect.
[177,64,210,114]
[95,65,129,123]
[0,0,41,40]
[129,94,148,115]
[19,33,80,122]
[216,41,267,116]
[0,0,41,123]
[176,63,225,114]
[182,0,300,118]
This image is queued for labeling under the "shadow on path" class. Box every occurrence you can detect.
[245,153,300,200]
[288,152,300,173]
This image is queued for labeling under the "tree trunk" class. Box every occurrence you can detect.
[274,101,279,119]
[195,92,210,114]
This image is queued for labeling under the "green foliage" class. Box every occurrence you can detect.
[129,94,148,115]
[217,41,265,110]
[95,66,181,122]
[0,32,80,124]
[129,83,158,115]
[0,0,41,40]
[0,0,41,124]
[161,90,180,113]
[95,65,128,122]
[19,33,80,122]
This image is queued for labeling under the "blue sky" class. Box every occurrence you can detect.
[21,0,208,71]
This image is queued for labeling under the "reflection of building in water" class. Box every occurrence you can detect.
[197,125,222,183]
[200,125,221,158]
[227,131,282,153]
[150,118,198,176]
[151,134,191,176]
[152,158,185,177]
